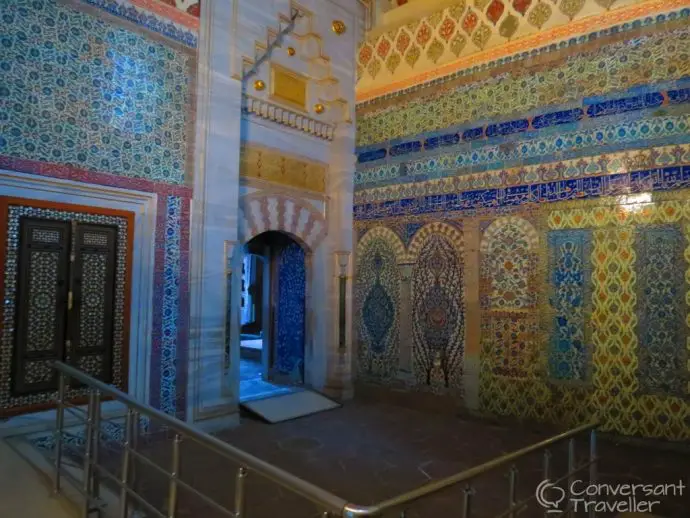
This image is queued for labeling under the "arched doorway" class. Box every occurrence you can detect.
[239,231,307,401]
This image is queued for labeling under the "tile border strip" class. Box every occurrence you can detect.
[81,0,198,47]
[353,164,690,220]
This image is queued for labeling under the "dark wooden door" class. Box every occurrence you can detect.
[12,218,71,396]
[69,224,118,384]
[12,218,119,396]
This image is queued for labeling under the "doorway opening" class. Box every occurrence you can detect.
[239,231,306,403]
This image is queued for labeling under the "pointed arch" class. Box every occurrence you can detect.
[357,226,407,264]
[355,226,402,381]
[480,216,538,254]
[239,193,327,250]
[408,221,464,259]
[479,216,538,310]
[408,221,465,390]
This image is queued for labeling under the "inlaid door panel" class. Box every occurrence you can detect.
[70,224,118,383]
[12,218,71,396]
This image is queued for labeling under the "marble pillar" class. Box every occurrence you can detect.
[462,219,481,410]
[323,125,356,400]
[397,263,414,382]
[186,0,243,429]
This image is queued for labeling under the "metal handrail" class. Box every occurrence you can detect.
[52,361,348,516]
[52,360,598,518]
[341,421,598,516]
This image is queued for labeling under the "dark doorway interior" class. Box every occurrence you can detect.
[239,231,306,402]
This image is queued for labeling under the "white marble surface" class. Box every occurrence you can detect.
[0,440,75,518]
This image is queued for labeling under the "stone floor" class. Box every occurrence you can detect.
[98,400,689,518]
[0,440,75,518]
[239,359,297,403]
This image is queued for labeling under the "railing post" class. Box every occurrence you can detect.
[119,410,134,518]
[508,465,518,518]
[234,466,248,518]
[82,390,97,518]
[167,434,182,518]
[130,411,140,494]
[567,438,576,518]
[53,371,66,495]
[542,449,552,518]
[91,390,102,501]
[589,430,597,518]
[462,484,474,518]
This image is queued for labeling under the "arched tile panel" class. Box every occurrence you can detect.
[479,216,539,381]
[355,228,402,380]
[357,225,407,264]
[480,216,538,310]
[409,222,465,391]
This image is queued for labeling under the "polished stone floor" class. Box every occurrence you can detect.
[102,401,689,518]
[239,359,297,403]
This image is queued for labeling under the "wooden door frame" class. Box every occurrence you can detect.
[0,196,135,417]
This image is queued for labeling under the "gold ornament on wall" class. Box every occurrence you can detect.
[254,79,266,91]
[314,103,325,114]
[287,46,296,56]
[331,20,346,35]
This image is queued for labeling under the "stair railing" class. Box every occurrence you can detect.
[52,361,598,518]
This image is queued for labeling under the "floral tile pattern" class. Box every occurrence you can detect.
[357,0,656,92]
[274,243,306,383]
[546,229,592,382]
[357,25,690,147]
[635,225,687,397]
[0,0,195,185]
[159,195,182,416]
[355,235,401,382]
[411,231,464,391]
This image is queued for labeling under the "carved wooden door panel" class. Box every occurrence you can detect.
[12,219,119,397]
[12,218,71,396]
[69,224,118,384]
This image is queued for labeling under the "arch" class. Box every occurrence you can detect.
[408,221,464,259]
[409,225,465,390]
[357,226,407,263]
[480,216,538,254]
[480,215,538,311]
[239,193,327,250]
[355,229,401,380]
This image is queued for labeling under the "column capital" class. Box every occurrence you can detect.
[399,262,414,281]
[334,251,351,276]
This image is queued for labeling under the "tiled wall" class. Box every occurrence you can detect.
[0,0,196,417]
[353,10,690,440]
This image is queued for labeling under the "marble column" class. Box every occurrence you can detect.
[462,219,481,410]
[186,0,243,430]
[397,263,414,382]
[322,124,356,400]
